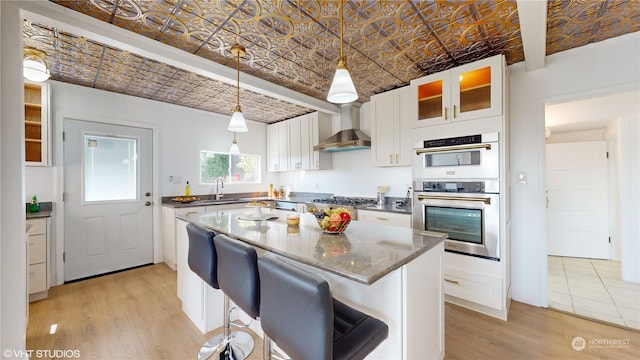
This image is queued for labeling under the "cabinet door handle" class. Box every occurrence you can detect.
[453,104,457,119]
[377,217,388,221]
[444,278,459,285]
[396,154,399,163]
[444,106,448,120]
[185,211,198,216]
[389,154,393,164]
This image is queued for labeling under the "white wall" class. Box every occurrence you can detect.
[618,116,640,283]
[508,32,640,306]
[48,81,276,198]
[278,150,412,198]
[1,1,29,353]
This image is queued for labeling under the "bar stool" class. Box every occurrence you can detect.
[213,234,261,359]
[186,223,252,360]
[258,254,389,360]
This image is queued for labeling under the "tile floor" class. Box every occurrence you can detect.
[548,256,640,330]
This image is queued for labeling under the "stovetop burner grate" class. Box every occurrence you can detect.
[310,197,377,206]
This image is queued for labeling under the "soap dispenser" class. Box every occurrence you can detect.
[29,195,40,213]
[185,181,191,197]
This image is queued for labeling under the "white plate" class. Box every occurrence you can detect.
[237,215,278,221]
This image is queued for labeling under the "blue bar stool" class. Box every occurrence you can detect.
[213,234,261,359]
[186,223,252,360]
[258,254,389,360]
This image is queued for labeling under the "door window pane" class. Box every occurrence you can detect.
[84,135,137,202]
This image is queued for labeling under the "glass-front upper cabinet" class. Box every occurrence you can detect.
[411,54,504,128]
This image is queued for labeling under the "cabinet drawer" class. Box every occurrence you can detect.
[28,263,47,294]
[28,234,46,264]
[443,267,502,310]
[357,210,411,228]
[27,218,46,235]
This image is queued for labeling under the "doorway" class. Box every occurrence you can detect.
[545,91,640,330]
[63,119,153,281]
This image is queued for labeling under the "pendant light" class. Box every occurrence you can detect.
[327,0,358,104]
[228,43,248,132]
[229,132,240,155]
[23,47,50,82]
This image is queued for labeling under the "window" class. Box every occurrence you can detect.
[200,151,260,184]
[84,134,138,202]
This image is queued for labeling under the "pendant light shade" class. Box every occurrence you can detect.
[228,44,248,132]
[229,132,240,155]
[23,47,50,82]
[228,107,247,133]
[327,0,358,104]
[327,57,358,103]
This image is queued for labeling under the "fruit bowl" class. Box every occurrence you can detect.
[308,207,352,234]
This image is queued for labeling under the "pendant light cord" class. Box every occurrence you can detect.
[236,49,240,110]
[339,0,344,60]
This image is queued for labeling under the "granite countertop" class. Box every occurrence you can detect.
[184,209,444,285]
[164,192,412,214]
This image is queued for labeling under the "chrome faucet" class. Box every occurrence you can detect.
[215,177,224,200]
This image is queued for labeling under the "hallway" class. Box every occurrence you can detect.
[548,256,640,330]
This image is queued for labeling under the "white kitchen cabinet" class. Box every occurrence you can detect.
[268,111,332,172]
[27,218,49,301]
[370,86,412,166]
[164,202,250,300]
[288,114,308,170]
[443,251,509,320]
[307,112,332,170]
[357,210,411,228]
[175,218,223,334]
[162,206,205,271]
[410,55,504,128]
[267,121,288,172]
[24,81,50,166]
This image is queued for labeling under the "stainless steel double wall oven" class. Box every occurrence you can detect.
[412,133,501,260]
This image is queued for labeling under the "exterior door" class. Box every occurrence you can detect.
[546,141,609,259]
[64,119,153,281]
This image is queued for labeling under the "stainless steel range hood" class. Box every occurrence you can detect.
[314,103,371,152]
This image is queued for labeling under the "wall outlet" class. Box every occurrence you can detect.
[169,175,182,184]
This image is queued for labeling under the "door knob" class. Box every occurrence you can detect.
[144,201,151,206]
[145,192,151,196]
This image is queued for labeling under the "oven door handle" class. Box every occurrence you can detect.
[415,143,491,155]
[417,194,491,204]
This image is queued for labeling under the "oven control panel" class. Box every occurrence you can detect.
[419,181,485,193]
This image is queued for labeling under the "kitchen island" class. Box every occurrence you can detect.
[178,208,446,359]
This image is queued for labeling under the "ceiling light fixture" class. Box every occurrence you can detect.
[23,47,50,82]
[228,43,248,132]
[229,132,240,155]
[326,0,358,104]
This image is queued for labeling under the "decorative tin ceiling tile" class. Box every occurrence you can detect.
[18,0,637,123]
[546,0,640,56]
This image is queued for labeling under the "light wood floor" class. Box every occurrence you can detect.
[28,264,639,359]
